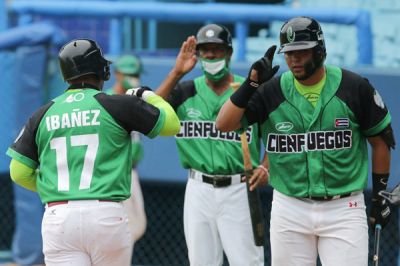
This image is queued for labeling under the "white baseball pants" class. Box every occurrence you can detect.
[122,169,147,242]
[184,176,264,266]
[270,190,368,266]
[42,200,132,266]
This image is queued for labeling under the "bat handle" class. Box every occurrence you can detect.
[373,224,382,266]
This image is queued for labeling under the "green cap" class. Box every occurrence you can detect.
[114,55,142,75]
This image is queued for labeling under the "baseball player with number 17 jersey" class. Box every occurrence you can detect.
[6,39,180,266]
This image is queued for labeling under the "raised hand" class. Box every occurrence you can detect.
[174,35,198,76]
[249,45,280,84]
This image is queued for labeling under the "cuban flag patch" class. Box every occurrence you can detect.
[335,118,349,128]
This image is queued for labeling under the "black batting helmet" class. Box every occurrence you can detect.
[278,16,326,55]
[196,24,232,49]
[58,39,111,81]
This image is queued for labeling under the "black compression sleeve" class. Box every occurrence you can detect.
[230,78,259,108]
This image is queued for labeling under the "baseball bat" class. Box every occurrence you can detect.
[231,82,265,246]
[373,224,382,266]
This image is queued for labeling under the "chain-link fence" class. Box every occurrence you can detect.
[132,180,399,266]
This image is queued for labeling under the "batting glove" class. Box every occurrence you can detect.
[126,86,153,100]
[369,196,391,230]
[230,45,279,108]
[248,45,280,85]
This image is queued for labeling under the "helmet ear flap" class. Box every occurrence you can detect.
[103,61,111,81]
[312,46,326,68]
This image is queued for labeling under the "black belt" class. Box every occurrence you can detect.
[201,174,245,188]
[305,193,352,201]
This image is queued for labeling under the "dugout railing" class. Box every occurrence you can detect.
[7,1,373,64]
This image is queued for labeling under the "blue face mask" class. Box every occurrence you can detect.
[200,58,230,81]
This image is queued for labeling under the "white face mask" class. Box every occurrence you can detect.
[200,58,229,81]
[200,58,226,75]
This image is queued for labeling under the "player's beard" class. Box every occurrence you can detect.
[294,50,325,81]
[295,58,317,81]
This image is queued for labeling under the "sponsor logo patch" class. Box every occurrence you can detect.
[187,108,202,118]
[335,118,349,128]
[64,92,85,103]
[275,122,293,132]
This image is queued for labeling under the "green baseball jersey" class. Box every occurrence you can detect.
[168,75,261,175]
[242,65,391,197]
[7,85,165,203]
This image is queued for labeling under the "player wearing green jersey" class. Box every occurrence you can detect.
[217,17,395,266]
[6,39,180,266]
[157,24,268,266]
[106,54,147,247]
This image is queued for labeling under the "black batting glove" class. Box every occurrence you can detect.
[369,196,391,230]
[248,45,280,84]
[369,173,391,230]
[230,45,279,108]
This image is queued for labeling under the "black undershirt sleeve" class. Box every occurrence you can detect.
[167,80,196,110]
[244,77,285,125]
[95,93,161,135]
[10,102,54,163]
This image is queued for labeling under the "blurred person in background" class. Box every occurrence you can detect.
[9,187,45,266]
[6,38,180,266]
[216,16,394,266]
[156,24,268,266]
[106,54,147,251]
[106,54,142,94]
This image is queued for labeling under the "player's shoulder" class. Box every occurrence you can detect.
[94,91,142,110]
[174,79,196,98]
[178,79,195,90]
[340,67,375,93]
[32,101,54,119]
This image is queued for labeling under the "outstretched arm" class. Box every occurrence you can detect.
[156,36,197,100]
[127,87,181,136]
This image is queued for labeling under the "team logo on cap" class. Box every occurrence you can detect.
[206,29,215,38]
[287,26,295,43]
